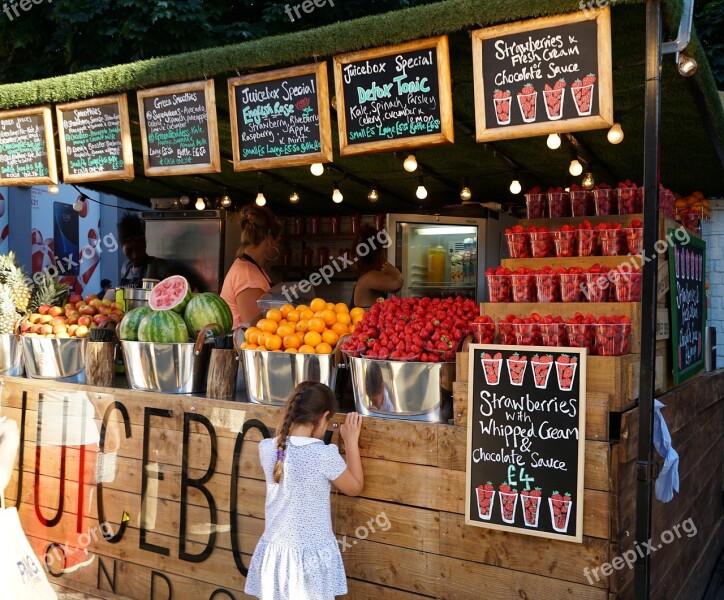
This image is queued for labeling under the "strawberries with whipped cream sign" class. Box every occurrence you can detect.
[472,8,613,141]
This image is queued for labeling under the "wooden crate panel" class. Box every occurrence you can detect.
[501,256,643,271]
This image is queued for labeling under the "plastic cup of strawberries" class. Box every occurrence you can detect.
[616,182,642,215]
[597,223,625,257]
[549,492,573,532]
[510,272,537,302]
[486,271,512,303]
[593,318,632,356]
[505,230,531,258]
[539,319,568,347]
[498,484,519,523]
[612,271,642,302]
[472,316,496,344]
[476,483,496,520]
[559,270,585,302]
[547,190,570,218]
[529,229,554,258]
[575,223,598,257]
[521,488,543,527]
[555,354,578,390]
[583,270,611,302]
[525,193,547,220]
[535,272,561,302]
[553,227,576,257]
[623,223,643,255]
[592,186,616,216]
[565,314,596,354]
[569,190,593,217]
[481,352,504,384]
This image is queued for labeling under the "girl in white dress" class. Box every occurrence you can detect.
[245,382,364,600]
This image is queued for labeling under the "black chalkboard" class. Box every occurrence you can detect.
[228,63,332,171]
[466,345,586,542]
[668,232,706,384]
[137,80,221,175]
[0,107,56,185]
[473,9,613,142]
[57,95,134,182]
[334,36,454,156]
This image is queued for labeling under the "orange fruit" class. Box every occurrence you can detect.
[336,312,351,326]
[277,324,296,338]
[335,302,349,313]
[352,314,364,325]
[240,342,249,349]
[320,309,337,326]
[265,335,282,351]
[322,330,339,345]
[326,302,336,311]
[280,304,295,318]
[349,323,356,333]
[350,307,365,319]
[246,344,259,350]
[315,342,333,354]
[266,309,283,322]
[295,320,309,333]
[310,298,327,313]
[257,332,269,348]
[299,344,316,354]
[308,317,326,333]
[287,309,301,323]
[246,327,261,345]
[283,333,303,350]
[331,322,348,337]
[285,348,298,353]
[260,319,278,334]
[304,331,322,347]
[301,309,315,321]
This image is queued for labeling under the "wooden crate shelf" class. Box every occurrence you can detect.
[500,255,643,270]
[521,213,643,228]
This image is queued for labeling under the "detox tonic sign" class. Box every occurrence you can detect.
[334,36,454,156]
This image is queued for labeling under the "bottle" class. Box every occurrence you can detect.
[427,246,446,285]
[465,238,477,285]
[462,240,471,285]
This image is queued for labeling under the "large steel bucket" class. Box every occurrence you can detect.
[0,333,23,376]
[346,355,453,422]
[240,349,338,405]
[22,336,87,382]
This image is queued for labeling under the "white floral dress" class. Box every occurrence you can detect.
[245,436,348,600]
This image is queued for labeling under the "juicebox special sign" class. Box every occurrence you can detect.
[472,8,613,142]
[466,345,586,542]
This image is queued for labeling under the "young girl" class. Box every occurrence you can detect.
[245,382,364,600]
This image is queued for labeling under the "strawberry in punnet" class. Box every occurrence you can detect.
[575,220,598,257]
[517,83,538,122]
[524,186,547,219]
[528,224,554,258]
[549,491,573,532]
[616,180,643,214]
[493,89,512,125]
[623,219,644,255]
[593,315,632,356]
[555,354,579,390]
[521,487,543,527]
[510,267,536,303]
[499,483,519,523]
[569,183,593,218]
[539,315,568,346]
[583,263,612,302]
[564,312,596,353]
[560,266,585,302]
[553,224,576,257]
[472,315,496,344]
[504,224,531,258]
[596,222,625,256]
[531,354,554,388]
[612,266,642,302]
[592,182,616,216]
[476,482,496,520]
[507,352,528,386]
[486,266,512,302]
[547,186,570,218]
[534,266,562,302]
[543,78,566,120]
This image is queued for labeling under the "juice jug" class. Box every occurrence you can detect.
[427,246,446,285]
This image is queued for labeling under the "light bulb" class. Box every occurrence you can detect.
[48,184,59,194]
[195,197,205,210]
[255,191,267,207]
[310,162,324,176]
[367,187,379,203]
[677,53,697,77]
[332,185,343,204]
[460,186,472,202]
[220,194,232,208]
[289,191,300,204]
[179,195,190,205]
[509,179,522,194]
[416,184,428,200]
[547,133,562,150]
[582,172,595,189]
[72,196,86,212]
[569,159,583,177]
[607,123,624,144]
[403,154,418,172]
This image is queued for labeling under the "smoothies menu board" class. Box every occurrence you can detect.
[0,106,57,185]
[334,36,454,156]
[137,80,221,175]
[228,63,332,171]
[56,95,134,183]
[472,8,613,142]
[668,233,706,384]
[466,345,586,542]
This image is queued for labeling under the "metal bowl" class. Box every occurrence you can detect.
[22,336,87,381]
[0,333,23,376]
[121,340,211,394]
[240,348,338,405]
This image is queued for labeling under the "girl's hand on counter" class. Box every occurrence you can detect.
[340,412,362,446]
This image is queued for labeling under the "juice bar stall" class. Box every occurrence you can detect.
[0,1,723,599]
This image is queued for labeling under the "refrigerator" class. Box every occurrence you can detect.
[141,210,241,293]
[386,212,515,303]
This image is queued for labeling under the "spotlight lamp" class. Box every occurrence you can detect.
[547,133,562,150]
[310,162,325,176]
[415,178,428,200]
[607,122,624,144]
[403,154,418,173]
[332,183,343,204]
[677,52,697,77]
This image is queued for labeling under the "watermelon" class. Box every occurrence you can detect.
[117,306,153,341]
[137,310,189,343]
[149,275,192,313]
[184,293,233,336]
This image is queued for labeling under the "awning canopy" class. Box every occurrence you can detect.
[0,0,721,214]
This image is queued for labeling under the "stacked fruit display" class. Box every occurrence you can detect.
[341,296,479,362]
[118,276,233,343]
[241,297,362,354]
[0,252,32,335]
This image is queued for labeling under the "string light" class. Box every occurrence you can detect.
[179,195,190,206]
[607,123,624,144]
[415,177,428,200]
[310,162,325,176]
[403,154,418,173]
[582,172,595,189]
[547,133,562,150]
[677,52,697,77]
[289,190,300,204]
[195,196,205,210]
[48,184,59,194]
[509,179,522,194]
[460,178,472,202]
[255,187,267,206]
[332,183,343,204]
[367,183,379,203]
[72,195,87,212]
[220,194,232,208]
[569,159,583,177]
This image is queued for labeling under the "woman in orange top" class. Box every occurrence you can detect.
[221,205,282,328]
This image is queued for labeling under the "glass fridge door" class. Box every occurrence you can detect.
[396,222,479,299]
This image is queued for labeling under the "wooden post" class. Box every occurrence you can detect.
[86,342,116,388]
[206,349,238,399]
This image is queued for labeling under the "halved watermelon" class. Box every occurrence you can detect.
[149,275,191,313]
[137,310,189,343]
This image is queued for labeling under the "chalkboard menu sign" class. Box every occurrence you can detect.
[668,232,706,384]
[472,8,613,142]
[56,94,134,183]
[0,106,57,186]
[333,36,454,156]
[228,63,332,171]
[466,345,586,542]
[137,80,221,176]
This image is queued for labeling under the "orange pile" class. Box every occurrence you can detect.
[241,298,365,354]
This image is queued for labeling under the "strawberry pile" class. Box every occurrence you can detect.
[521,488,543,527]
[572,73,596,115]
[529,225,554,258]
[547,187,570,218]
[531,355,554,388]
[492,89,512,125]
[592,183,616,216]
[499,483,519,523]
[543,79,566,119]
[481,351,503,384]
[550,491,573,531]
[555,355,578,390]
[476,482,495,519]
[497,314,542,346]
[472,315,495,344]
[341,296,479,362]
[524,187,547,219]
[517,83,537,121]
[592,315,632,356]
[507,352,528,385]
[616,180,643,214]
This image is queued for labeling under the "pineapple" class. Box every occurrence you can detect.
[29,274,69,313]
[0,283,18,334]
[0,252,32,314]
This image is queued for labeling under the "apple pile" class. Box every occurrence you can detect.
[20,294,124,339]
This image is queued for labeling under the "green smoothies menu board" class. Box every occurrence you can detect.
[0,106,57,186]
[56,94,135,183]
[333,36,454,156]
[228,63,333,171]
[466,345,586,542]
[137,80,221,176]
[472,8,613,142]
